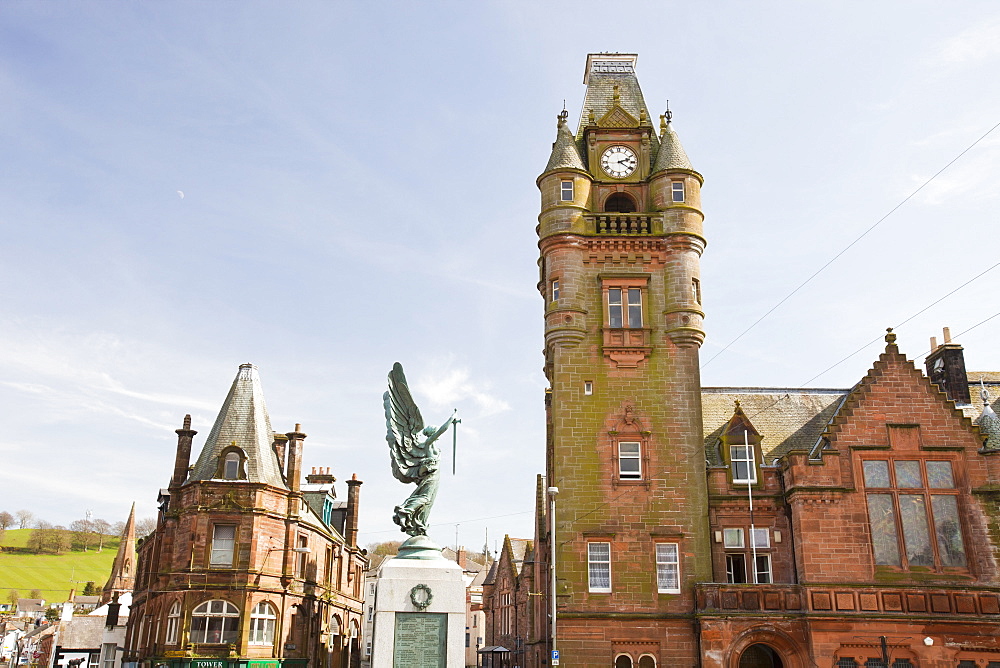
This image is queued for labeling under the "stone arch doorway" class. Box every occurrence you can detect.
[738,644,784,668]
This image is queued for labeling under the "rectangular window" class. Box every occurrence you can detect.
[725,554,747,584]
[88,653,99,668]
[863,458,966,570]
[754,554,772,584]
[655,543,680,593]
[366,642,372,657]
[210,525,236,567]
[751,528,770,548]
[297,535,309,578]
[367,605,373,622]
[607,288,642,328]
[671,181,685,202]
[588,542,611,592]
[101,644,116,668]
[561,180,574,201]
[618,442,641,479]
[723,528,744,549]
[551,280,560,301]
[584,381,593,396]
[692,277,701,304]
[730,444,756,483]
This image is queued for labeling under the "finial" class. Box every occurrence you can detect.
[885,327,897,345]
[612,84,620,103]
[734,399,741,409]
[588,108,595,124]
[557,107,569,127]
[664,100,673,124]
[659,114,667,134]
[639,107,647,123]
[983,379,991,406]
[182,414,191,430]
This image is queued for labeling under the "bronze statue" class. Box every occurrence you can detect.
[384,362,457,539]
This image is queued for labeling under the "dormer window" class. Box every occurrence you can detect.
[224,453,239,480]
[215,445,247,480]
[731,443,757,484]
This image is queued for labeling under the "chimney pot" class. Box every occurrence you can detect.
[943,327,952,343]
[930,337,938,351]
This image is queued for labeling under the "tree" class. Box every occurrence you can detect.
[92,519,111,551]
[70,519,96,551]
[82,582,96,596]
[111,520,125,537]
[51,526,72,554]
[7,590,18,606]
[44,607,59,621]
[29,589,42,599]
[15,510,33,529]
[0,511,13,530]
[26,521,50,553]
[135,517,157,538]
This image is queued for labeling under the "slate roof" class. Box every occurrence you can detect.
[652,122,696,174]
[577,55,653,138]
[57,616,106,649]
[702,387,849,464]
[543,117,586,173]
[969,374,1000,449]
[189,364,287,488]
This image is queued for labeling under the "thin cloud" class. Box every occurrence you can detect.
[933,17,1000,66]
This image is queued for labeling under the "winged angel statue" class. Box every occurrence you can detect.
[384,362,458,538]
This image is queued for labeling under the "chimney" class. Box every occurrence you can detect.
[345,473,363,547]
[457,547,467,569]
[272,433,288,476]
[285,425,306,516]
[105,592,121,629]
[305,466,336,485]
[925,327,971,405]
[171,415,197,488]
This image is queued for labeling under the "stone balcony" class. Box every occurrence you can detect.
[695,582,1000,618]
[586,213,657,235]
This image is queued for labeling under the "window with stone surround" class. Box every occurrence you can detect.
[248,601,276,645]
[863,458,967,570]
[671,181,685,202]
[608,287,642,328]
[655,543,679,593]
[600,275,651,367]
[210,525,236,567]
[588,542,612,592]
[190,600,239,644]
[165,601,180,644]
[618,442,641,479]
[561,180,574,201]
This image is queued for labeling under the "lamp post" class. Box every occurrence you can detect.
[547,486,559,666]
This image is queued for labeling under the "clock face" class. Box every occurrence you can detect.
[601,145,638,178]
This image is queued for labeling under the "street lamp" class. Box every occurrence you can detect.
[548,486,559,666]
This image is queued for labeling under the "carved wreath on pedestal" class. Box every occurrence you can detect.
[409,584,433,610]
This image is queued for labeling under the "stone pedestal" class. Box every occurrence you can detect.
[371,553,466,668]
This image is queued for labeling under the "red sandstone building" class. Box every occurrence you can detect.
[481,53,1000,668]
[124,364,367,668]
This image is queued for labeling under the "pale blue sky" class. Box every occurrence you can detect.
[1,2,999,557]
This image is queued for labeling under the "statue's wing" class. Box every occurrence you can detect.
[384,362,427,484]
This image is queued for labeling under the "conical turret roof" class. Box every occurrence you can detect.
[189,363,286,488]
[544,115,586,173]
[652,122,695,173]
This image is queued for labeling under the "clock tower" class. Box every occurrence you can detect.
[537,53,709,666]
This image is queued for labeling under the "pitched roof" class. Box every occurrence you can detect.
[189,364,287,488]
[702,387,848,463]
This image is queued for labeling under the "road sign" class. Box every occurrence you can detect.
[552,649,560,665]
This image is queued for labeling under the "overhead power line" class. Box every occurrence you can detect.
[702,117,1000,370]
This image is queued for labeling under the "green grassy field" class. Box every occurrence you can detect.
[0,529,121,601]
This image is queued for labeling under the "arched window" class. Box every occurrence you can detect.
[249,602,277,645]
[190,600,239,644]
[604,192,637,213]
[615,655,633,668]
[638,655,656,668]
[165,601,181,644]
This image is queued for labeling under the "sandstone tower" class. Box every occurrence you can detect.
[537,53,710,665]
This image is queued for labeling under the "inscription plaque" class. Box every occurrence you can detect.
[394,612,447,668]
